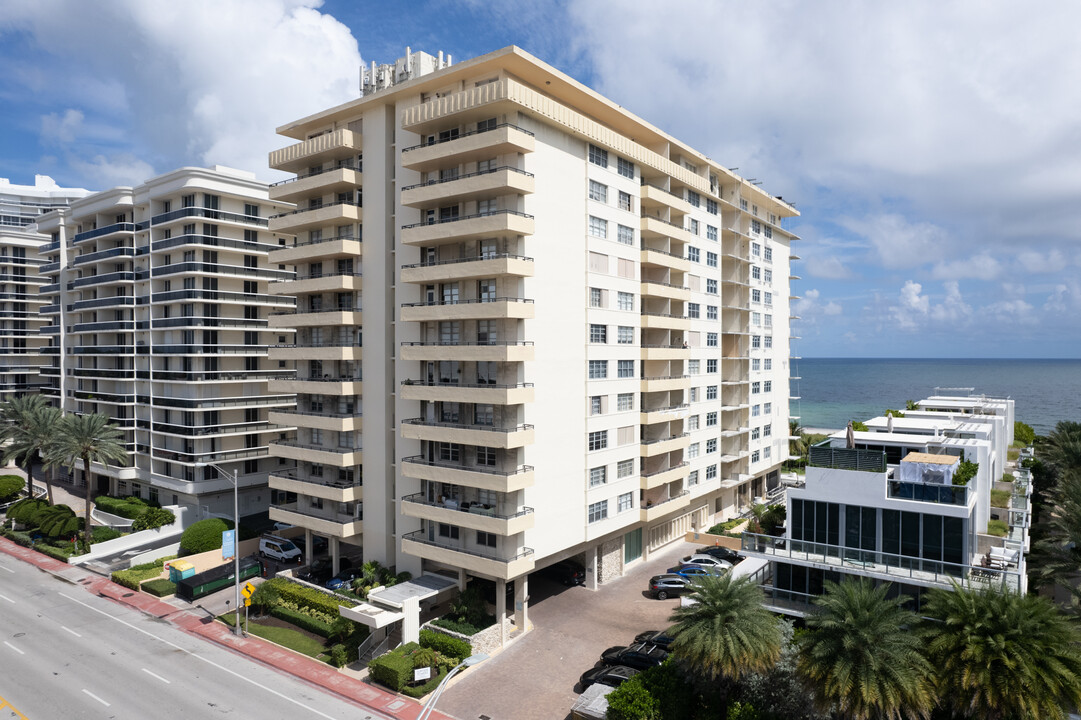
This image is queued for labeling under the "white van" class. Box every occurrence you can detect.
[259,534,302,564]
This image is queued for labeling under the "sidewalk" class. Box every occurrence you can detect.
[0,537,454,720]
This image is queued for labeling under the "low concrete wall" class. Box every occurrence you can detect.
[91,508,134,531]
[126,541,182,568]
[69,505,188,565]
[422,617,516,658]
[684,529,744,550]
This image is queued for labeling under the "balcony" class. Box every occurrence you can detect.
[400,381,534,405]
[640,374,689,393]
[268,201,362,234]
[640,184,695,215]
[400,123,535,172]
[400,254,534,284]
[640,491,691,522]
[401,529,534,581]
[268,234,362,265]
[808,445,887,472]
[640,247,691,273]
[640,463,689,490]
[268,308,363,328]
[72,246,137,267]
[640,403,689,424]
[640,343,689,361]
[269,469,362,503]
[640,433,689,457]
[400,296,534,322]
[269,439,362,467]
[401,456,535,493]
[268,343,363,362]
[269,128,361,173]
[269,376,362,395]
[641,215,696,245]
[402,167,535,208]
[400,418,534,449]
[268,166,362,204]
[401,494,534,536]
[400,210,534,247]
[73,222,136,244]
[640,280,690,301]
[268,271,362,296]
[268,409,362,433]
[399,341,534,363]
[640,312,690,331]
[269,502,362,539]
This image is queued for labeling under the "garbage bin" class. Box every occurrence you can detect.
[167,560,195,583]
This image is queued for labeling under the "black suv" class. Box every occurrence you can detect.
[579,664,639,690]
[600,643,669,670]
[698,545,744,564]
[648,574,692,600]
[634,630,676,650]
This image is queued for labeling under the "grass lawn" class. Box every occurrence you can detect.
[990,489,1011,508]
[986,519,1009,537]
[1008,448,1020,461]
[219,612,330,660]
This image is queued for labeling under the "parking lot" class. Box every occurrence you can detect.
[439,538,702,720]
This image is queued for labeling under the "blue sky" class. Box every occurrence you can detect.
[2,0,1080,358]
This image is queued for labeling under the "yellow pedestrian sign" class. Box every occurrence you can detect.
[241,581,256,599]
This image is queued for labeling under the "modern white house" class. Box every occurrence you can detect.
[266,45,801,636]
[740,393,1028,616]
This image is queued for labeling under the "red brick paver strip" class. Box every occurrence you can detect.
[0,538,452,720]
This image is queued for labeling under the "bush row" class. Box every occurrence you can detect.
[419,628,471,660]
[430,617,487,636]
[142,579,177,597]
[368,642,418,691]
[93,495,150,519]
[275,578,345,619]
[111,556,173,589]
[269,605,334,637]
[368,638,465,695]
[0,527,33,547]
[0,475,24,503]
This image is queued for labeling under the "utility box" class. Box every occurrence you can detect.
[167,561,195,583]
[175,557,261,602]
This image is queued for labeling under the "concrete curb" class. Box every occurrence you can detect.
[0,538,455,720]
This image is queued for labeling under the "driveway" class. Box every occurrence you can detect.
[439,538,702,720]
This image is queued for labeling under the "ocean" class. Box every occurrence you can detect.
[791,358,1081,435]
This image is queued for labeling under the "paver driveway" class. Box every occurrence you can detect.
[439,538,703,720]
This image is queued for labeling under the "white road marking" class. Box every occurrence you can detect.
[142,668,171,684]
[82,689,110,707]
[3,641,24,655]
[0,592,14,604]
[0,563,14,572]
[58,592,340,719]
[61,626,82,638]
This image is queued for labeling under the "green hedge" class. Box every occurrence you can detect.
[132,507,175,531]
[276,579,344,619]
[400,667,449,698]
[93,495,149,520]
[706,518,746,535]
[111,556,173,589]
[0,475,24,503]
[7,497,50,528]
[419,628,471,660]
[142,579,177,597]
[368,642,419,691]
[270,605,334,638]
[329,643,349,668]
[35,544,72,562]
[0,527,33,547]
[92,526,122,543]
[179,517,233,555]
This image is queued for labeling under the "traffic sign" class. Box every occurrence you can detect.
[244,598,251,607]
[241,581,256,599]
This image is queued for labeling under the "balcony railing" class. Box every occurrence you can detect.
[401,296,534,309]
[269,162,360,187]
[402,380,533,391]
[400,209,533,230]
[151,207,267,227]
[278,233,359,250]
[400,340,533,348]
[400,122,534,153]
[272,440,362,454]
[887,480,968,506]
[74,222,136,243]
[401,418,533,434]
[400,456,533,478]
[272,468,361,488]
[270,200,361,220]
[400,253,532,270]
[401,493,533,521]
[402,529,533,564]
[401,166,533,191]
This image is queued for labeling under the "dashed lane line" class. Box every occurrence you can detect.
[142,667,171,684]
[82,689,110,707]
[3,640,25,655]
[61,625,82,637]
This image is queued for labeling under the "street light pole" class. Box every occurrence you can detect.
[208,462,241,638]
[417,653,488,720]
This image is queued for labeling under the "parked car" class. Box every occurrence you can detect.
[298,557,351,585]
[539,559,586,586]
[291,534,329,556]
[679,554,733,571]
[325,567,362,590]
[634,630,676,651]
[648,574,692,600]
[600,643,669,670]
[258,534,302,564]
[698,545,744,564]
[579,664,639,690]
[666,564,724,580]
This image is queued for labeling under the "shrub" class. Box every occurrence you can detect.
[38,505,81,539]
[990,489,1011,508]
[93,495,148,520]
[707,518,747,535]
[132,507,175,531]
[606,675,660,720]
[1014,421,1036,446]
[0,527,33,547]
[111,556,172,589]
[35,544,72,562]
[142,579,177,597]
[851,420,869,432]
[953,459,979,486]
[420,628,471,660]
[0,475,24,503]
[368,643,418,691]
[7,497,50,528]
[270,606,334,637]
[400,667,449,698]
[329,643,349,668]
[251,579,282,614]
[276,579,344,619]
[987,519,1008,537]
[92,526,122,543]
[179,517,234,555]
[430,618,484,636]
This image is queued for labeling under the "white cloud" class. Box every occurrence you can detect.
[930,254,1001,281]
[3,0,362,187]
[929,281,972,323]
[838,214,949,270]
[891,280,930,330]
[1017,249,1066,274]
[795,288,844,325]
[803,255,852,280]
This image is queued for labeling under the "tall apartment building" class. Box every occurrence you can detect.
[267,46,799,624]
[0,176,89,400]
[35,166,295,516]
[739,393,1027,616]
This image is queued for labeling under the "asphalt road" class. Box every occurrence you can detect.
[0,557,384,720]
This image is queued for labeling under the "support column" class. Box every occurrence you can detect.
[585,546,599,591]
[496,578,507,646]
[304,528,313,566]
[457,568,467,591]
[514,574,528,636]
[330,536,341,575]
[402,596,420,645]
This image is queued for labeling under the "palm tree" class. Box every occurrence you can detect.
[923,584,1081,720]
[667,573,781,712]
[905,399,919,411]
[1034,468,1081,611]
[1045,420,1081,474]
[46,413,128,548]
[788,419,807,459]
[1,396,62,505]
[798,579,933,720]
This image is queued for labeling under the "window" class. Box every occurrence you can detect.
[706,305,718,320]
[688,470,699,487]
[688,443,700,459]
[588,430,608,451]
[752,335,761,349]
[706,251,717,267]
[617,360,634,378]
[764,292,773,306]
[764,380,772,393]
[588,500,608,523]
[590,466,607,487]
[617,492,633,512]
[588,360,608,379]
[688,218,699,235]
[616,459,635,479]
[751,427,761,440]
[706,359,717,373]
[617,326,633,344]
[764,246,773,262]
[690,387,699,402]
[752,312,761,326]
[752,265,761,280]
[438,524,460,539]
[706,198,718,215]
[688,359,700,375]
[706,385,717,400]
[591,396,603,415]
[706,439,717,454]
[706,279,717,294]
[618,191,632,211]
[617,292,634,311]
[752,381,761,394]
[477,447,496,465]
[706,412,717,426]
[752,243,762,259]
[764,269,773,284]
[687,247,700,263]
[764,424,772,437]
[764,358,772,370]
[589,144,608,167]
[589,180,608,203]
[590,287,603,307]
[617,393,634,411]
[706,465,717,480]
[740,198,748,210]
[617,157,634,178]
[688,415,699,431]
[752,404,761,417]
[752,289,761,304]
[477,531,497,547]
[617,224,634,245]
[765,314,772,328]
[764,336,773,348]
[687,190,700,207]
[707,333,717,347]
[590,252,610,275]
[590,324,607,343]
[752,358,760,371]
[752,450,761,463]
[688,303,700,319]
[764,447,772,459]
[752,220,762,235]
[589,216,608,238]
[764,402,772,414]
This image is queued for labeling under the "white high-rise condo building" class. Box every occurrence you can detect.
[0,176,89,400]
[267,46,800,630]
[35,166,295,516]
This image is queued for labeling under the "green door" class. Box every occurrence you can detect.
[624,528,643,564]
